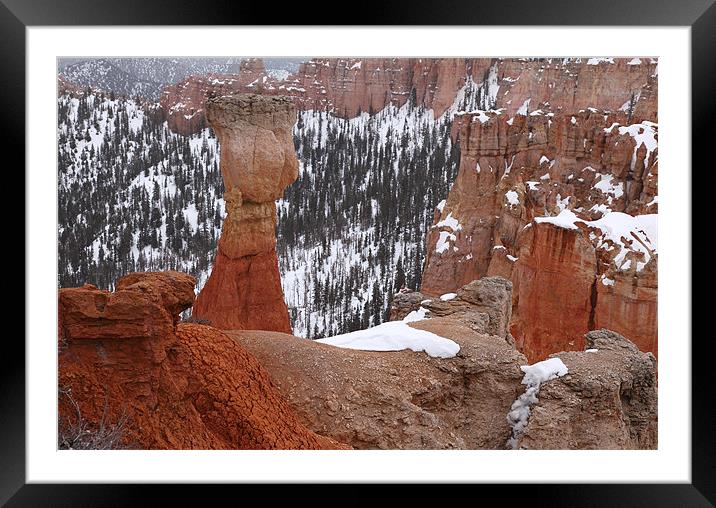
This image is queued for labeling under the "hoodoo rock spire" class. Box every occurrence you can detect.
[193,93,298,332]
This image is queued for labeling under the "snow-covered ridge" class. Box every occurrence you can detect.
[279,97,461,338]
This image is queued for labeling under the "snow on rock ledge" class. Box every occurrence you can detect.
[533,209,657,272]
[316,312,460,358]
[510,329,658,450]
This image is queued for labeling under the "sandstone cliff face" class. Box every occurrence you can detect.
[58,271,345,450]
[490,58,658,121]
[160,58,657,136]
[513,329,658,449]
[192,94,297,332]
[229,278,526,450]
[421,107,658,362]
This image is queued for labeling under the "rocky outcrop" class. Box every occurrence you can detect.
[421,107,658,362]
[192,94,298,332]
[227,276,526,449]
[59,273,656,451]
[160,57,658,136]
[512,329,657,449]
[390,276,514,342]
[229,318,526,449]
[58,271,196,344]
[58,272,345,450]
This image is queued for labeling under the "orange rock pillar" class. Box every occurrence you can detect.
[194,94,298,332]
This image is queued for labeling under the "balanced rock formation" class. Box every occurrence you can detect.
[421,107,658,362]
[160,57,658,136]
[58,271,344,450]
[192,94,298,332]
[230,276,526,449]
[512,329,658,449]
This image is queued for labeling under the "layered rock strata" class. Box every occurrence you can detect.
[160,58,657,136]
[421,108,658,361]
[192,94,298,332]
[58,271,346,450]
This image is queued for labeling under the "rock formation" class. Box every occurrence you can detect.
[228,276,656,450]
[390,276,514,342]
[512,329,658,449]
[192,94,298,332]
[160,57,658,136]
[421,108,658,362]
[58,271,346,450]
[229,277,526,449]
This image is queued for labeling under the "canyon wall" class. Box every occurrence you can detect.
[192,93,297,332]
[160,57,657,136]
[157,57,659,361]
[421,106,657,362]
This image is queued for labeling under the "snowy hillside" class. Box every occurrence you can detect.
[57,78,485,337]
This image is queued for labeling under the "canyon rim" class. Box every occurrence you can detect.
[57,56,658,451]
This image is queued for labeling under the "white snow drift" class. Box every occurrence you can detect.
[316,310,460,359]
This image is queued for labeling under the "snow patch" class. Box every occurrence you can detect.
[440,292,457,301]
[436,231,457,254]
[403,307,429,323]
[587,58,615,65]
[506,357,569,448]
[435,212,462,232]
[533,209,658,271]
[316,317,460,359]
[516,98,531,116]
[505,190,520,207]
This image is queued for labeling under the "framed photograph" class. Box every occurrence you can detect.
[6,0,712,504]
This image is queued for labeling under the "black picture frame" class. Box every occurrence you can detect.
[4,0,712,504]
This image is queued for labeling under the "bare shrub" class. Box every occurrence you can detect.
[58,387,133,450]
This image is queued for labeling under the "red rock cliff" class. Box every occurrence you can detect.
[160,57,657,136]
[58,271,345,449]
[192,94,297,332]
[421,104,658,362]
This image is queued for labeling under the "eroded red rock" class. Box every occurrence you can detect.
[160,57,658,136]
[58,272,346,450]
[421,108,658,362]
[192,94,297,332]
